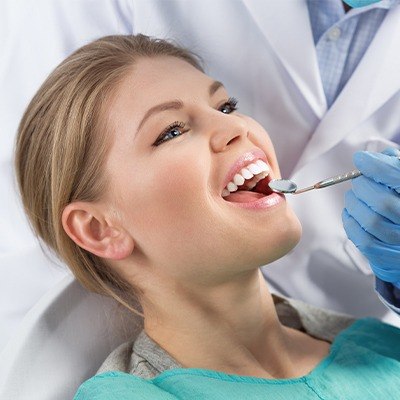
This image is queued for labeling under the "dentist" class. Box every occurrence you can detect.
[1,0,400,348]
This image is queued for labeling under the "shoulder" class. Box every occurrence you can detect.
[342,317,400,360]
[73,371,179,400]
[99,330,182,379]
[273,294,356,342]
[97,341,134,374]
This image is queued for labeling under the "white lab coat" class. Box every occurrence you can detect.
[1,0,400,349]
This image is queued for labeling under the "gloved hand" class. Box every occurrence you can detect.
[342,147,400,287]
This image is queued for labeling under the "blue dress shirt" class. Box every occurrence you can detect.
[306,0,400,313]
[307,0,397,107]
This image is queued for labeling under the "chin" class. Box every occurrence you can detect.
[259,211,302,266]
[280,209,302,251]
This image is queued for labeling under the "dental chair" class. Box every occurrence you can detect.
[0,274,141,400]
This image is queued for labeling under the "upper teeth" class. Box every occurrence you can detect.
[222,159,270,197]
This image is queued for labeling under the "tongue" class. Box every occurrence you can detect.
[224,190,265,203]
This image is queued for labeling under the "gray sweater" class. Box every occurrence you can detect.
[97,294,356,379]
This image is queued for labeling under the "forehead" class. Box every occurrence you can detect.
[107,56,221,145]
[116,56,213,108]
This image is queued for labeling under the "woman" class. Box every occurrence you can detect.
[15,35,400,399]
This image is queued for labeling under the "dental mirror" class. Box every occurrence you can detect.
[268,179,298,194]
[269,169,363,195]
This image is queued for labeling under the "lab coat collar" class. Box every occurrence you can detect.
[294,4,400,171]
[243,0,327,119]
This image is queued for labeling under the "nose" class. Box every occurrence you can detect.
[209,112,249,153]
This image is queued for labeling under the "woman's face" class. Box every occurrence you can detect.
[104,56,301,287]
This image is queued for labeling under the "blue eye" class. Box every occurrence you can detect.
[153,121,187,146]
[153,97,239,146]
[219,97,238,114]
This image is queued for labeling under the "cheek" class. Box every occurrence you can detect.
[121,153,210,248]
[245,119,280,174]
[152,155,206,210]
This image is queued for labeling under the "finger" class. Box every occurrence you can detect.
[342,208,377,253]
[353,151,400,192]
[342,210,399,282]
[351,176,400,225]
[344,190,400,245]
[382,147,400,158]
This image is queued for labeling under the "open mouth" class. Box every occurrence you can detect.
[222,160,275,203]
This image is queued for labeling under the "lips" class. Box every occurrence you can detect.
[223,149,268,188]
[221,149,272,196]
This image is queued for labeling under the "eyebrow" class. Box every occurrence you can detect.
[136,80,225,133]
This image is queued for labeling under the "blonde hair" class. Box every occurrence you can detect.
[15,34,203,316]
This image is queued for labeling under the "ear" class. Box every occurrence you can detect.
[62,202,134,260]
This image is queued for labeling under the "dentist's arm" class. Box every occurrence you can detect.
[342,147,400,313]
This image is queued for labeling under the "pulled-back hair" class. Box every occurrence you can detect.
[15,34,203,316]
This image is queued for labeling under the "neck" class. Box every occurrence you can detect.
[141,269,312,378]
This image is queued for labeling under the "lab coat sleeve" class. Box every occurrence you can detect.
[375,278,400,315]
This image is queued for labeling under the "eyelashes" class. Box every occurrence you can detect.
[152,97,239,146]
[153,121,188,146]
[220,97,238,114]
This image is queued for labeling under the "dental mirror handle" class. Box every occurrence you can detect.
[295,169,362,194]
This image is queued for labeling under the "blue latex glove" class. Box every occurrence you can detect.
[342,147,400,287]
